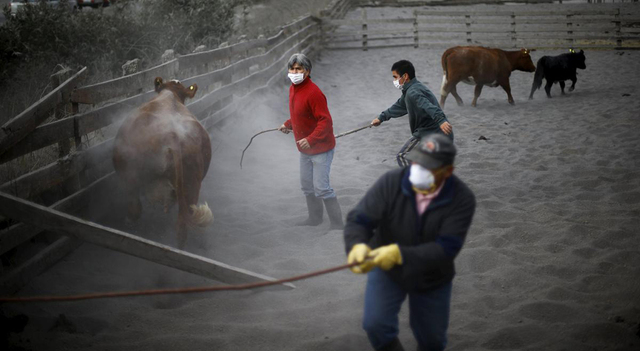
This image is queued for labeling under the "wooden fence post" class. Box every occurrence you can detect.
[465,14,472,44]
[413,10,419,49]
[511,13,517,49]
[50,67,75,158]
[615,8,622,48]
[362,8,368,51]
[566,14,574,47]
[72,102,81,152]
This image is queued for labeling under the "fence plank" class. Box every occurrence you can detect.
[0,68,87,159]
[0,136,113,201]
[70,61,177,105]
[0,172,115,256]
[0,192,295,290]
[76,90,156,137]
[188,23,317,120]
[0,118,74,165]
[178,40,265,73]
[200,31,317,129]
[414,9,619,16]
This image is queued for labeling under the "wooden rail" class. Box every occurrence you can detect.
[0,191,294,295]
[325,6,640,50]
[0,68,87,158]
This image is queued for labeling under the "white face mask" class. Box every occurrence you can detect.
[393,74,405,90]
[288,73,305,85]
[393,78,403,90]
[409,164,435,191]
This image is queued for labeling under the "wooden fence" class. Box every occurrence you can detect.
[324,5,640,50]
[0,0,351,294]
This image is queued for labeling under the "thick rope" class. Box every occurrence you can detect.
[0,261,362,303]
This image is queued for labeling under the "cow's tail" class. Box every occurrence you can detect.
[190,202,213,227]
[531,58,545,92]
[168,140,213,235]
[440,49,452,96]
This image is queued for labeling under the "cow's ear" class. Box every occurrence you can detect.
[154,77,164,93]
[579,49,584,54]
[188,84,198,98]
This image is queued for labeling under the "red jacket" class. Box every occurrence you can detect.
[284,77,336,155]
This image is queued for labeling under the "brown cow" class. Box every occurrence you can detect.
[113,77,213,248]
[439,46,536,108]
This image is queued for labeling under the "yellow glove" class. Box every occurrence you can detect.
[370,244,403,271]
[347,244,375,274]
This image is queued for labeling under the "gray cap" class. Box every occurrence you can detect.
[405,134,456,169]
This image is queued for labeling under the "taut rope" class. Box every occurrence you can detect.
[0,262,362,303]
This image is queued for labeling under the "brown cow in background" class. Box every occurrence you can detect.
[113,77,213,248]
[439,46,536,108]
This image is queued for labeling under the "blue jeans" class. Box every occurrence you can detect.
[300,148,336,199]
[363,268,452,351]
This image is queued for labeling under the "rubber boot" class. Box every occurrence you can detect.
[378,337,405,351]
[296,195,323,226]
[323,197,344,230]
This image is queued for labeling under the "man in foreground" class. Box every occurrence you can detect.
[344,134,476,351]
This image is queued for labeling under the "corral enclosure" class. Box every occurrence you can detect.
[2,0,640,350]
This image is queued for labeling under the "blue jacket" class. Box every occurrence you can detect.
[344,167,476,292]
[379,78,448,138]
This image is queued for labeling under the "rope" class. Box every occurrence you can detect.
[334,124,373,139]
[240,123,373,169]
[240,128,279,169]
[0,261,361,303]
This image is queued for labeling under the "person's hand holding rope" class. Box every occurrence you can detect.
[278,124,292,134]
[347,243,403,274]
[348,244,375,274]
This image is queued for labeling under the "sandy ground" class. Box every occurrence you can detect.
[4,4,640,351]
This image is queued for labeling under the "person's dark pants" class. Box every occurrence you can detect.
[396,136,420,167]
[396,129,454,168]
[363,268,452,351]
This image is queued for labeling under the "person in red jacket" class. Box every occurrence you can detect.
[278,53,343,230]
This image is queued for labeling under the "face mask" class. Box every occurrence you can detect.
[393,75,404,90]
[288,73,305,85]
[409,164,435,192]
[393,78,403,90]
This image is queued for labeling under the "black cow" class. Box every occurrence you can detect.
[529,49,586,99]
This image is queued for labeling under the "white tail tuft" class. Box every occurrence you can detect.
[440,75,448,97]
[190,202,213,227]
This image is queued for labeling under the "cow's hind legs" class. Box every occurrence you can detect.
[440,78,463,108]
[544,80,553,98]
[559,81,566,95]
[450,85,464,106]
[472,84,484,107]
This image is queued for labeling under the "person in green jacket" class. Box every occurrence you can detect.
[371,60,453,167]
